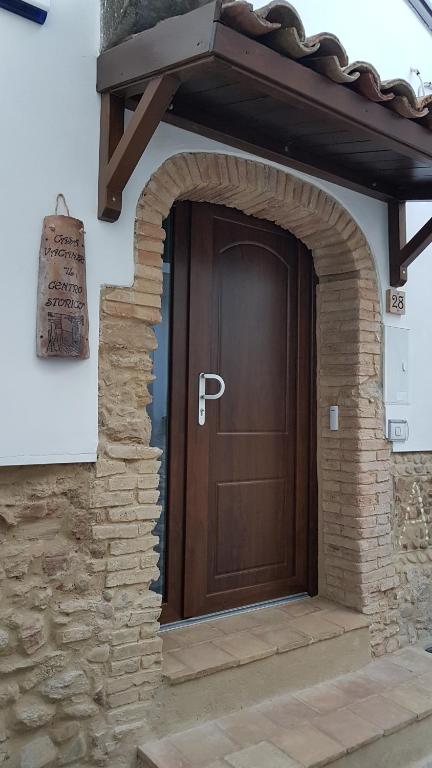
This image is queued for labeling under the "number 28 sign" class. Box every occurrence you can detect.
[386,288,406,316]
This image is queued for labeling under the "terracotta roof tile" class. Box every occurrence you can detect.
[220,0,432,129]
[221,1,280,36]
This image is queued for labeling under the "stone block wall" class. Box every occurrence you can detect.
[392,452,432,647]
[100,0,212,50]
[0,454,163,766]
[0,462,96,765]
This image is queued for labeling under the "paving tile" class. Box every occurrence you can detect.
[252,624,308,652]
[170,723,238,766]
[362,659,415,687]
[142,739,193,768]
[251,607,293,626]
[382,681,432,719]
[213,631,276,664]
[278,600,322,619]
[168,642,238,681]
[167,622,225,647]
[414,669,432,691]
[320,608,370,632]
[349,694,416,735]
[312,707,383,752]
[288,614,344,642]
[163,652,192,682]
[272,722,346,767]
[332,671,383,700]
[225,741,301,768]
[214,613,265,635]
[205,763,230,768]
[206,763,230,768]
[391,648,432,675]
[294,682,356,713]
[218,709,279,747]
[161,630,186,652]
[257,694,318,727]
[309,598,340,612]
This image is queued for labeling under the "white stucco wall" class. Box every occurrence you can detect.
[0,0,431,465]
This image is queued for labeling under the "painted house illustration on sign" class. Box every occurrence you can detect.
[1,1,432,766]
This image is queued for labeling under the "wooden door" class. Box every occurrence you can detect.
[161,202,317,622]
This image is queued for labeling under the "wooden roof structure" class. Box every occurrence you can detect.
[97,0,432,285]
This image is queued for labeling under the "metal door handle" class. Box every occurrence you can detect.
[198,373,225,426]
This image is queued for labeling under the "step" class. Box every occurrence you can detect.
[138,645,432,768]
[161,598,370,686]
[148,598,371,738]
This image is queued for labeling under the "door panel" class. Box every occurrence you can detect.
[214,240,290,434]
[181,203,316,618]
[213,479,290,576]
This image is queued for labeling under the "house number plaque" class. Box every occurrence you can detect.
[37,214,89,358]
[386,288,406,316]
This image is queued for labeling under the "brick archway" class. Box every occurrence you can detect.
[98,154,397,706]
[0,153,399,767]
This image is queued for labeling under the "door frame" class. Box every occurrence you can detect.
[160,201,317,624]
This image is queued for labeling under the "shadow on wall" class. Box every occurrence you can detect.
[100,0,213,49]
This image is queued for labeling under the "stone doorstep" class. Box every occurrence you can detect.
[160,598,370,685]
[138,646,432,768]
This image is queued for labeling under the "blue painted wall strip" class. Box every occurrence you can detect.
[0,0,48,24]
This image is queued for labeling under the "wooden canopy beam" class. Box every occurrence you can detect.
[389,201,432,286]
[98,75,179,221]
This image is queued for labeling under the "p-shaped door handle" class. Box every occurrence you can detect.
[198,373,225,426]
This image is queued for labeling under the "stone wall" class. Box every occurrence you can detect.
[0,455,162,766]
[100,0,211,50]
[392,452,432,647]
[0,462,95,765]
[0,297,164,766]
[0,152,403,766]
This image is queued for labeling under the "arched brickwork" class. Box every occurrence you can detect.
[95,152,399,731]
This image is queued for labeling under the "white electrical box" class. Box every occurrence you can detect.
[384,326,410,405]
[388,420,409,442]
[329,406,339,431]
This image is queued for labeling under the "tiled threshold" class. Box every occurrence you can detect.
[161,598,370,684]
[139,646,432,768]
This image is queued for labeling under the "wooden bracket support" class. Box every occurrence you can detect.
[98,75,180,222]
[388,200,432,287]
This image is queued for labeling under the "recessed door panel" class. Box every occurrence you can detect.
[215,243,290,434]
[213,479,290,578]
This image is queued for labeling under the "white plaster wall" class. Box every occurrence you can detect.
[0,0,430,464]
[273,0,432,454]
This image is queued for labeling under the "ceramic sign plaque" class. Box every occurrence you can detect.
[37,215,89,358]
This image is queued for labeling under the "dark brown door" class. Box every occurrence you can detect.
[162,202,316,622]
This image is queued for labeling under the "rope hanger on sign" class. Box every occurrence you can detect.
[55,193,71,217]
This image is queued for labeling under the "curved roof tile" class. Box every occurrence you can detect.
[220,0,432,129]
[344,62,395,103]
[262,28,320,58]
[221,1,280,36]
